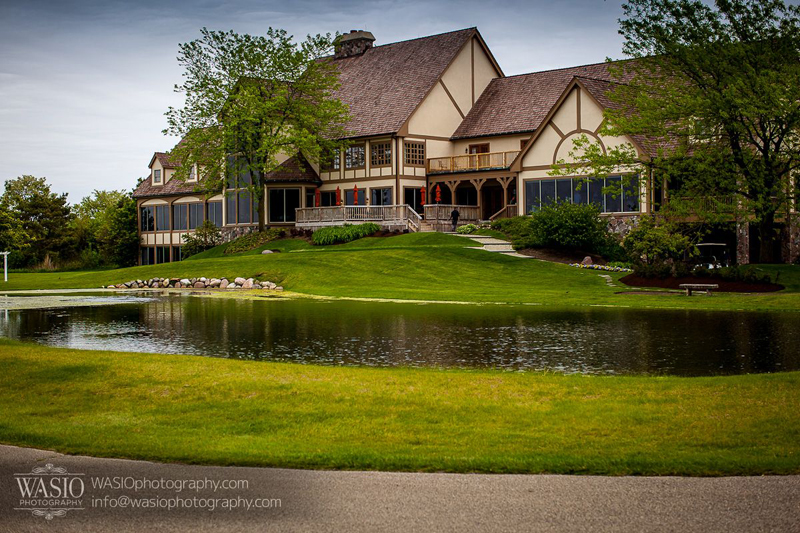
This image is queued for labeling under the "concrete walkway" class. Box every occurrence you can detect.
[1,445,798,532]
[453,233,532,258]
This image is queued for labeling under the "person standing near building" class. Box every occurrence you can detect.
[449,207,460,232]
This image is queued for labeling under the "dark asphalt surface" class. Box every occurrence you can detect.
[1,444,798,532]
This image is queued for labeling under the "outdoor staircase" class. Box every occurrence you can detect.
[418,221,435,232]
[451,233,531,258]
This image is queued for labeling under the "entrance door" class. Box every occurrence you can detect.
[404,188,423,213]
[469,143,490,169]
[482,185,503,219]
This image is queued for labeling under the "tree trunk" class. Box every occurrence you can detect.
[757,211,776,264]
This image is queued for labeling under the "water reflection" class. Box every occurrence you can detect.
[1,294,798,376]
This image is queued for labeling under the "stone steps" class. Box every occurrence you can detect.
[454,233,530,258]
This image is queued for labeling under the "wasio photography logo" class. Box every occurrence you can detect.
[13,463,85,520]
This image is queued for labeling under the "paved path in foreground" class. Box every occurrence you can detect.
[1,445,798,532]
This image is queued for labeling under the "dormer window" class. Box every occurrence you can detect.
[188,165,197,182]
[153,169,162,184]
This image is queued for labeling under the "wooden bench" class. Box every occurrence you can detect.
[679,283,719,296]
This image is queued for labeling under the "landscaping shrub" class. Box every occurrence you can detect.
[224,228,285,255]
[623,217,694,278]
[528,202,610,251]
[311,223,380,245]
[693,265,773,285]
[490,216,535,248]
[182,221,222,258]
[456,224,478,234]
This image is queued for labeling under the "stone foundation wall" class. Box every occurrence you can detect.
[220,225,257,243]
[605,215,639,238]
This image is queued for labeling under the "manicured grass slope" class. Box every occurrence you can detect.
[2,233,798,311]
[1,339,798,475]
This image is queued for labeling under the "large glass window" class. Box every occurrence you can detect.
[140,206,154,232]
[153,169,161,184]
[207,201,223,227]
[371,187,393,206]
[172,246,183,262]
[345,189,367,206]
[269,188,301,223]
[189,203,203,229]
[320,191,336,206]
[371,142,391,167]
[225,193,236,225]
[306,189,315,208]
[155,205,170,231]
[172,204,188,231]
[237,190,252,224]
[404,188,423,213]
[524,176,640,214]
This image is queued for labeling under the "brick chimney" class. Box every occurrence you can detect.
[334,30,375,59]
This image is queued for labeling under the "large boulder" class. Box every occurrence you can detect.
[581,256,593,266]
[261,250,273,254]
[193,281,205,288]
[180,278,191,286]
[234,277,246,286]
[242,278,254,289]
[219,279,229,289]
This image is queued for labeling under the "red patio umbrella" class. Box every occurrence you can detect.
[435,184,442,203]
[314,187,321,207]
[336,186,341,206]
[353,184,359,206]
[419,186,426,207]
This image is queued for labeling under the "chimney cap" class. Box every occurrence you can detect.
[340,30,375,43]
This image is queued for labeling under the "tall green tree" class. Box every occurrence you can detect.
[555,0,800,263]
[106,192,140,267]
[0,208,29,254]
[164,28,351,231]
[1,175,74,266]
[72,189,130,261]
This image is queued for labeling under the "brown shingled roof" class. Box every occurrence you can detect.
[452,61,634,140]
[133,175,203,199]
[149,152,178,169]
[263,154,320,184]
[332,28,478,138]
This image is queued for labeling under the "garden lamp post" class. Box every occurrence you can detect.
[0,252,9,282]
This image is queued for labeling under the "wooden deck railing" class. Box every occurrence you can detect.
[489,204,518,221]
[669,196,736,213]
[295,205,422,231]
[423,204,481,222]
[427,151,520,174]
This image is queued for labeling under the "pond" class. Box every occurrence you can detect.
[1,292,798,376]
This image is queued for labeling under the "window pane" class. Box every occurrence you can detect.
[156,205,170,231]
[321,191,335,207]
[269,188,285,222]
[172,246,182,262]
[207,202,222,227]
[345,145,365,169]
[540,180,556,207]
[141,207,154,232]
[238,190,251,224]
[371,142,391,166]
[404,142,425,166]
[345,189,366,206]
[605,176,622,212]
[525,181,541,213]
[556,178,572,203]
[306,190,315,208]
[189,204,203,229]
[252,195,260,224]
[572,178,589,204]
[623,177,640,212]
[173,204,187,231]
[226,193,236,225]
[589,178,605,211]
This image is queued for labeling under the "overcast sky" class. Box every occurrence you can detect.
[0,0,631,202]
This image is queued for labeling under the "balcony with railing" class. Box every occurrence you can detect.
[427,151,520,175]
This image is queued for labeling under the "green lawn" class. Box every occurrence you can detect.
[0,338,797,475]
[2,233,798,311]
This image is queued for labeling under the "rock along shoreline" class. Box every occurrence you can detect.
[106,277,283,291]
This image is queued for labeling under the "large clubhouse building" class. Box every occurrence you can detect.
[134,27,799,266]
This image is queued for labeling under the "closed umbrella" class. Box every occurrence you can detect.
[435,184,442,203]
[419,186,426,207]
[353,184,359,206]
[336,186,341,206]
[315,187,321,207]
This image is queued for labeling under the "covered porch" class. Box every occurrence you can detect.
[427,172,518,221]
